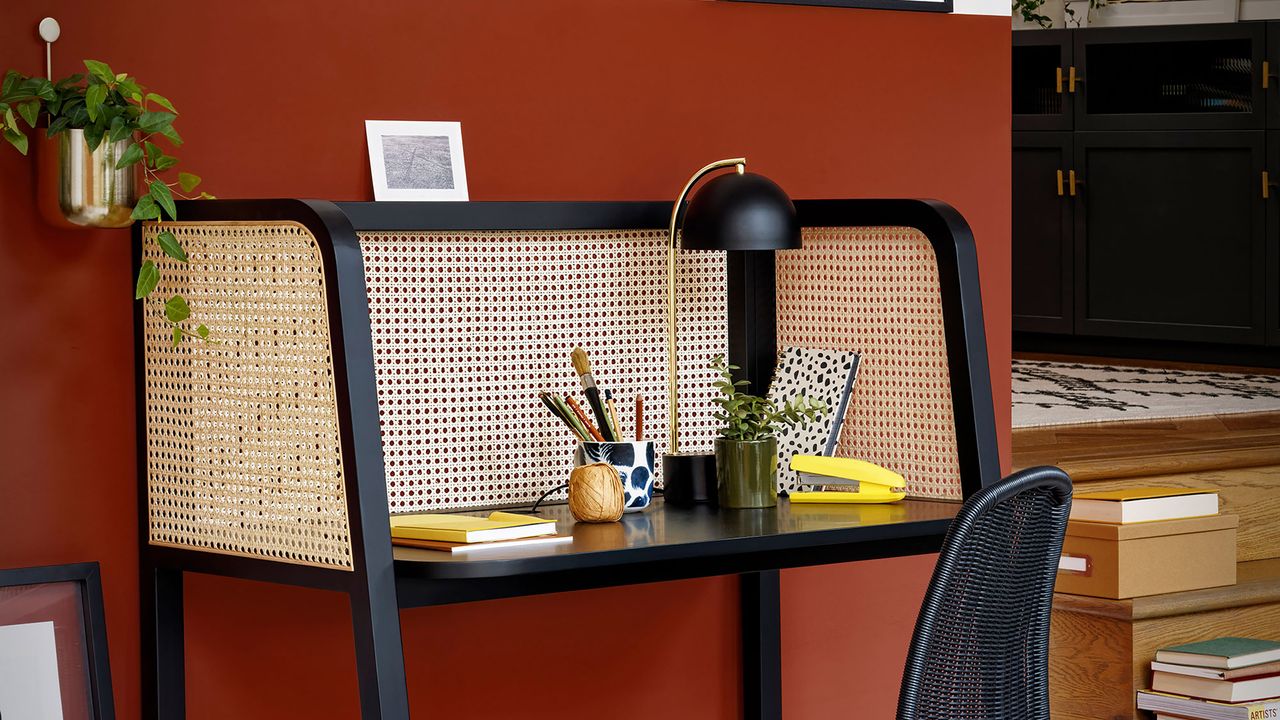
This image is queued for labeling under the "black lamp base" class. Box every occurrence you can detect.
[662,452,717,505]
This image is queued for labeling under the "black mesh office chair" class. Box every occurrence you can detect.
[896,466,1073,720]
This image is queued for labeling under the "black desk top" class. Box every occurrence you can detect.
[392,497,959,583]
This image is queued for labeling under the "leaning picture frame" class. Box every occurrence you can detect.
[726,0,953,13]
[365,120,469,201]
[0,562,115,720]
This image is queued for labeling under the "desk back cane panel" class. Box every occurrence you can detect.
[139,221,354,570]
[357,229,728,513]
[776,227,963,500]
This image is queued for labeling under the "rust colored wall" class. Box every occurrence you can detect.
[0,2,1009,717]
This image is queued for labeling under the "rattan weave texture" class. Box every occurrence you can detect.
[140,221,354,569]
[897,466,1072,720]
[358,229,727,512]
[777,227,963,500]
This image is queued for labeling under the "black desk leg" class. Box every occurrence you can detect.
[349,577,410,719]
[142,562,186,719]
[741,570,782,720]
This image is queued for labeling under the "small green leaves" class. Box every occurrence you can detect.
[172,326,182,347]
[164,294,190,323]
[156,230,187,262]
[137,110,175,134]
[149,180,176,219]
[135,260,159,299]
[178,172,201,193]
[115,142,143,169]
[196,324,209,339]
[130,194,160,221]
[145,93,176,113]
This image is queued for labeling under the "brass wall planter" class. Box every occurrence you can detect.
[37,128,138,229]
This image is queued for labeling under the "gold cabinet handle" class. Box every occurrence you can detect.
[1056,169,1065,196]
[1069,169,1080,196]
[1264,170,1274,199]
[1069,66,1079,93]
[1056,67,1064,94]
[1266,61,1274,90]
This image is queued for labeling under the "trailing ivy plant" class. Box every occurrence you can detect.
[710,355,827,442]
[1,59,212,346]
[1013,0,1053,27]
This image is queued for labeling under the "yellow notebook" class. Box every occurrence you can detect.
[390,511,555,544]
[1073,487,1211,502]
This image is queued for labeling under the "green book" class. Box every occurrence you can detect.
[1155,637,1280,670]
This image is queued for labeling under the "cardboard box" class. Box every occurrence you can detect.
[1056,514,1238,599]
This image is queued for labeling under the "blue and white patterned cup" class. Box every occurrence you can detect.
[574,440,656,512]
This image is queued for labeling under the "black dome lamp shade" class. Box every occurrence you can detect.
[662,158,801,505]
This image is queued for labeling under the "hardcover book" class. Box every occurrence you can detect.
[1157,638,1280,670]
[1069,487,1218,524]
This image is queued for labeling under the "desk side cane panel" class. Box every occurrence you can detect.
[777,227,963,500]
[139,220,354,570]
[356,229,727,512]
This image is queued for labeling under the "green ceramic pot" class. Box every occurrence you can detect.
[715,436,778,509]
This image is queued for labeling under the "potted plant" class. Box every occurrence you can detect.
[1,60,211,345]
[709,355,826,509]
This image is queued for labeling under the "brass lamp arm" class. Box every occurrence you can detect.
[666,157,746,455]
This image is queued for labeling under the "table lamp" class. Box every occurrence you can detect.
[662,158,801,505]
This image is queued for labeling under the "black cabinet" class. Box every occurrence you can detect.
[1015,31,1074,131]
[1013,132,1073,333]
[1073,132,1267,344]
[1013,22,1280,354]
[1075,24,1265,131]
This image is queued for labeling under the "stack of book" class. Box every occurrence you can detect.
[389,511,570,554]
[1137,637,1280,719]
[1057,487,1237,599]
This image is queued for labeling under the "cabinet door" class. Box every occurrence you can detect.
[1015,30,1074,132]
[1270,131,1280,345]
[1074,131,1267,344]
[1076,24,1265,131]
[1014,132,1074,333]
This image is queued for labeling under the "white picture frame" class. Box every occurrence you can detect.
[365,120,469,201]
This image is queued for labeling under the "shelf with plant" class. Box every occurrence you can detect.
[0,59,213,345]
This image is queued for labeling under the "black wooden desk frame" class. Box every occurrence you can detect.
[136,199,998,720]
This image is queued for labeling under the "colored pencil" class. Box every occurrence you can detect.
[636,395,644,441]
[549,393,591,441]
[565,395,606,442]
[539,391,587,441]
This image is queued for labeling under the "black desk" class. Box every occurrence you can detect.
[391,497,959,716]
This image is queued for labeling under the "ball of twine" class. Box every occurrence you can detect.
[569,463,625,523]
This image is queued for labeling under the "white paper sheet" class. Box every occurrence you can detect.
[0,621,65,720]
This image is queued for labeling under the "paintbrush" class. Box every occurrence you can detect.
[570,347,617,442]
[565,394,606,442]
[539,391,587,441]
[605,389,622,441]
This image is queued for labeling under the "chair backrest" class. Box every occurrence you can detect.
[896,465,1072,720]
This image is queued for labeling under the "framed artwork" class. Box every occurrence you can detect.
[365,120,469,201]
[726,0,953,13]
[0,563,114,720]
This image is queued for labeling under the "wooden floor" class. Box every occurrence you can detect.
[1013,411,1280,481]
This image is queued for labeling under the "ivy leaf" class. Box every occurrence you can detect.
[16,100,40,128]
[164,294,190,323]
[196,324,209,339]
[155,155,178,171]
[107,115,131,143]
[83,121,106,152]
[197,191,216,200]
[115,142,143,169]
[130,194,160,221]
[149,180,177,219]
[2,126,28,155]
[135,260,159,299]
[157,230,188,262]
[1,71,19,98]
[45,116,70,137]
[172,326,182,347]
[83,60,115,84]
[137,111,176,134]
[178,172,201,193]
[117,79,141,102]
[145,93,177,113]
[85,83,107,122]
[158,125,183,146]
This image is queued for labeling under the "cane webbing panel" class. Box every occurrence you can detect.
[776,227,962,500]
[140,221,354,569]
[358,229,727,512]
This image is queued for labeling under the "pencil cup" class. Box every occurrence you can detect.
[574,440,656,512]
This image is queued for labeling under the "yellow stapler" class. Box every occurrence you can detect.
[787,456,907,504]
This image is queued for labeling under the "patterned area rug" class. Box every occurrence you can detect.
[1012,360,1280,428]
